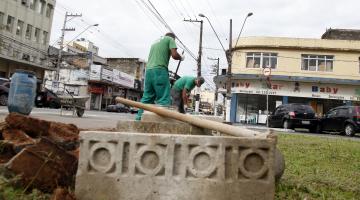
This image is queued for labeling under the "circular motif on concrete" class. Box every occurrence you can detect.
[89,143,115,173]
[135,146,164,175]
[239,149,268,179]
[188,147,216,178]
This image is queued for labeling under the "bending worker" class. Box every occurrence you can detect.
[136,32,184,120]
[171,76,205,113]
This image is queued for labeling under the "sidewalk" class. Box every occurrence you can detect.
[233,123,296,133]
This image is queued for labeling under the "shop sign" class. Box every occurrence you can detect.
[89,86,104,94]
[101,68,113,82]
[228,79,360,101]
[312,86,338,94]
[89,64,101,80]
[113,69,135,88]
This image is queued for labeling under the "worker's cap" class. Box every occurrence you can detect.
[197,76,205,85]
[165,32,176,39]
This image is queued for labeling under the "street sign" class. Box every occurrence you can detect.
[263,67,271,77]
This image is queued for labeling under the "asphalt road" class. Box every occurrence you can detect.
[0,106,135,129]
[0,106,359,140]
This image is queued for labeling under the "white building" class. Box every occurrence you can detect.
[0,0,55,80]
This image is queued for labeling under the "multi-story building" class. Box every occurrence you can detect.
[215,29,360,123]
[106,58,146,101]
[45,39,108,110]
[0,0,55,80]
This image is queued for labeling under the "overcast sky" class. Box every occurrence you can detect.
[49,0,360,89]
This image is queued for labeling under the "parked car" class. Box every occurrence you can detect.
[35,88,61,108]
[129,106,138,114]
[0,80,10,106]
[267,103,318,132]
[106,103,130,113]
[318,106,360,136]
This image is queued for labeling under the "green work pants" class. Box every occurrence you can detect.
[136,67,171,120]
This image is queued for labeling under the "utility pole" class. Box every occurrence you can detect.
[225,19,233,123]
[55,12,82,89]
[208,57,219,116]
[184,18,203,114]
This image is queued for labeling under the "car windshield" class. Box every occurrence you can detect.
[291,104,314,113]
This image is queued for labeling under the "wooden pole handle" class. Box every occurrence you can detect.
[116,97,268,138]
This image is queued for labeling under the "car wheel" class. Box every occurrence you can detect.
[344,124,355,137]
[76,108,85,117]
[310,124,321,133]
[283,120,292,129]
[0,94,8,106]
[267,121,274,128]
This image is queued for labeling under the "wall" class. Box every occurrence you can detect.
[232,37,360,80]
[106,58,145,80]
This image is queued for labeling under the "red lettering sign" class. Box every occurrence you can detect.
[89,86,104,94]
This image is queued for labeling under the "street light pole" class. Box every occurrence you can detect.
[200,13,253,123]
[225,19,233,123]
[235,12,253,48]
[184,18,203,114]
[55,12,82,89]
[208,57,220,116]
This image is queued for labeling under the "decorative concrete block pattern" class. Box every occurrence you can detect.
[76,131,276,200]
[117,121,211,135]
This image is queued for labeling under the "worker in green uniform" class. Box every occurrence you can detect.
[171,76,205,113]
[136,32,184,120]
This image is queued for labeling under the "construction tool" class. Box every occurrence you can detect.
[169,51,184,86]
[116,97,269,138]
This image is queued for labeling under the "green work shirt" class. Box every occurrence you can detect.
[147,36,177,69]
[173,76,196,91]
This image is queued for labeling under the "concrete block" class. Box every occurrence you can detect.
[117,121,211,135]
[76,131,276,200]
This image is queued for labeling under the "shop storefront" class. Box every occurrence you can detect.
[225,78,360,124]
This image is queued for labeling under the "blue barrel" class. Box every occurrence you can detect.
[8,70,37,115]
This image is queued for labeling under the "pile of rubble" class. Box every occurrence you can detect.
[0,113,79,199]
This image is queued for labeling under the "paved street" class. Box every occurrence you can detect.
[1,106,359,140]
[0,106,135,130]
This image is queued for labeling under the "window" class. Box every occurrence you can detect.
[42,31,48,45]
[34,28,40,42]
[359,57,360,73]
[0,12,4,27]
[326,109,337,118]
[46,4,53,17]
[16,20,24,36]
[25,24,33,40]
[29,0,37,10]
[246,52,277,69]
[38,0,46,14]
[21,0,28,6]
[6,15,15,33]
[301,54,333,72]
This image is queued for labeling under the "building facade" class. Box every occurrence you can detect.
[0,0,55,80]
[106,58,146,101]
[215,35,360,123]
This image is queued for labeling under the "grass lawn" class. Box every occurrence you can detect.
[276,133,360,199]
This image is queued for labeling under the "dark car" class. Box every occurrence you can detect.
[0,80,10,106]
[267,103,318,132]
[35,88,61,108]
[106,103,130,113]
[129,107,138,114]
[318,106,360,136]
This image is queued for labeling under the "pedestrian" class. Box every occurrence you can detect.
[171,76,205,113]
[136,32,184,120]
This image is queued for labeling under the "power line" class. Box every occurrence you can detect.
[142,0,198,61]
